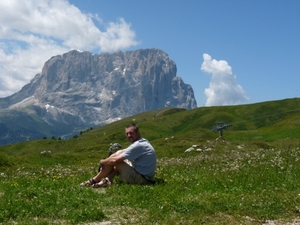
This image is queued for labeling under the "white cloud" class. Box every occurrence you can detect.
[0,0,139,97]
[201,53,249,106]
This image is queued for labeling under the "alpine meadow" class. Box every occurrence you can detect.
[1,98,300,225]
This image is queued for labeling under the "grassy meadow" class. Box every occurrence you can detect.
[0,98,300,225]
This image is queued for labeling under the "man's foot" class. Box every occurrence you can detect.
[92,177,111,188]
[80,178,97,187]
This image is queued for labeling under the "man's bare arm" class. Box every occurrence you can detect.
[111,149,125,156]
[100,149,126,166]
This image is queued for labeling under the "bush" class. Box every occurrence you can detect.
[0,152,13,166]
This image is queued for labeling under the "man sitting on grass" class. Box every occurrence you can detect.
[80,123,157,188]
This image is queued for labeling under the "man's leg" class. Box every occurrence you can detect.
[92,165,115,182]
[80,164,116,187]
[91,166,118,188]
[80,150,126,187]
[116,162,151,184]
[91,162,151,188]
[107,166,118,182]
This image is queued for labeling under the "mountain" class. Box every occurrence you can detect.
[0,48,197,145]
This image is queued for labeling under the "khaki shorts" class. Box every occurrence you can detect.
[117,160,151,185]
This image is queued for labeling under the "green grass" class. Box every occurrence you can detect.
[1,98,300,224]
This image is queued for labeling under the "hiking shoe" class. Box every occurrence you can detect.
[92,177,111,188]
[80,178,97,187]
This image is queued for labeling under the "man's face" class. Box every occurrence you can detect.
[125,127,140,143]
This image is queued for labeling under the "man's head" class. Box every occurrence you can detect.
[125,124,141,143]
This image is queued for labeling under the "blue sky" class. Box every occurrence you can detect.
[0,0,299,106]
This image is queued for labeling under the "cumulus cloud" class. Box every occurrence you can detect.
[0,0,139,97]
[201,53,249,106]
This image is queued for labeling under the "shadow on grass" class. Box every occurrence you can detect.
[154,177,166,185]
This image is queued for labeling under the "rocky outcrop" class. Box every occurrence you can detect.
[0,48,197,145]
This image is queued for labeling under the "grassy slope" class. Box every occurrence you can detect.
[0,98,300,224]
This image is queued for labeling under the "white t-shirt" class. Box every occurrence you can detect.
[121,138,156,180]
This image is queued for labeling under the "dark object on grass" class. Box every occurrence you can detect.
[108,143,122,156]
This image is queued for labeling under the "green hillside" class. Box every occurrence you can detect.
[2,98,300,157]
[0,98,300,224]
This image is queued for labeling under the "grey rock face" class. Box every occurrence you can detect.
[0,48,197,144]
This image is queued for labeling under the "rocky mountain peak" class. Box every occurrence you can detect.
[0,48,197,145]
